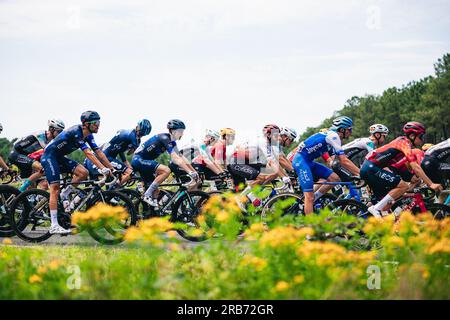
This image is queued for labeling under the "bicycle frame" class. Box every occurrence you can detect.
[399,192,428,213]
[315,181,362,202]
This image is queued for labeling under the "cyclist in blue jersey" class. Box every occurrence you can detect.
[41,111,116,234]
[292,116,360,215]
[84,119,152,185]
[132,119,200,207]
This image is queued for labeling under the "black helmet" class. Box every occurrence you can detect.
[81,111,101,123]
[167,119,186,130]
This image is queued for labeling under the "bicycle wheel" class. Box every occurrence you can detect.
[85,190,137,245]
[261,192,304,222]
[426,203,450,220]
[0,185,21,237]
[326,199,368,218]
[9,189,54,243]
[118,188,147,220]
[172,190,211,242]
[313,193,338,212]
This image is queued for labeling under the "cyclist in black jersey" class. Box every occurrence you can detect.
[9,119,65,191]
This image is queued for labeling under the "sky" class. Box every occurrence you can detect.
[1,0,449,146]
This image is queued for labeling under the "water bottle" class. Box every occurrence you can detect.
[68,191,87,211]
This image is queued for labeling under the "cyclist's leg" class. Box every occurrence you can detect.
[292,153,315,214]
[312,162,338,198]
[41,153,65,230]
[107,157,131,185]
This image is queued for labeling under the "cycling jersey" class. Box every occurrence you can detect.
[8,131,49,178]
[389,149,424,182]
[132,133,177,184]
[44,125,99,156]
[342,137,375,167]
[134,133,177,160]
[365,136,415,168]
[425,138,450,162]
[296,131,345,161]
[42,125,99,184]
[230,138,278,165]
[12,131,48,155]
[102,129,140,162]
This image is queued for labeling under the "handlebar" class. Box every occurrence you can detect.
[95,172,119,186]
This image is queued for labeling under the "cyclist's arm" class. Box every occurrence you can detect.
[0,156,9,170]
[94,149,115,170]
[337,154,360,176]
[409,161,436,187]
[171,152,196,174]
[279,154,293,172]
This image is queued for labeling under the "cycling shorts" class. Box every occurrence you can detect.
[360,160,401,200]
[8,150,35,178]
[41,153,79,184]
[227,164,263,188]
[292,153,333,192]
[131,155,160,184]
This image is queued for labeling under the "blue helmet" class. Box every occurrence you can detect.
[81,110,100,123]
[167,119,186,130]
[137,119,152,136]
[330,116,353,131]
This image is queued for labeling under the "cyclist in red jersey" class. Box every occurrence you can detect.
[360,122,442,218]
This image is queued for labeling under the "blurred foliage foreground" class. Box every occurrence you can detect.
[1,194,449,300]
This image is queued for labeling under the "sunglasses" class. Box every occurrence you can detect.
[346,127,353,133]
[87,120,100,126]
[419,133,426,140]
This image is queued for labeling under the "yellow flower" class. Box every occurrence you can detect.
[386,236,405,248]
[273,281,290,292]
[167,243,180,252]
[240,255,268,271]
[243,223,266,240]
[166,230,178,239]
[29,274,42,284]
[48,259,62,270]
[2,238,12,245]
[216,210,230,222]
[293,275,305,284]
[37,266,48,274]
[260,226,314,248]
[427,239,450,255]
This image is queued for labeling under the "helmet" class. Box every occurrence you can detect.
[220,128,236,136]
[422,143,434,151]
[167,119,186,130]
[369,124,389,135]
[319,128,329,133]
[205,129,220,140]
[263,124,280,136]
[331,116,353,130]
[280,127,297,140]
[137,119,152,136]
[0,123,3,134]
[48,119,65,131]
[403,121,426,136]
[80,111,101,123]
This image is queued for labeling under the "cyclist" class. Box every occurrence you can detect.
[361,122,443,218]
[389,148,425,186]
[210,128,236,170]
[421,138,450,186]
[41,111,116,234]
[171,129,225,181]
[331,123,389,181]
[228,124,293,207]
[0,123,13,174]
[9,119,65,191]
[292,116,360,215]
[84,119,152,185]
[131,119,200,206]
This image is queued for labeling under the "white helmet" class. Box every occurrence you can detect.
[369,124,389,135]
[48,119,66,131]
[0,123,3,134]
[205,129,220,141]
[280,127,298,140]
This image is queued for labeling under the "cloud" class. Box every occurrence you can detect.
[372,40,446,49]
